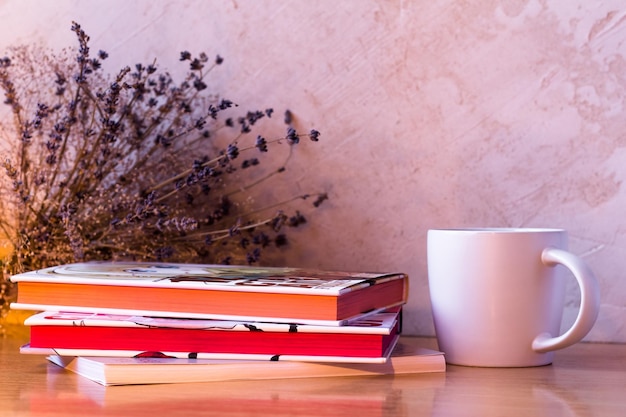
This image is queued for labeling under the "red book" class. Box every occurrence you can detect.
[10,262,408,325]
[23,310,401,363]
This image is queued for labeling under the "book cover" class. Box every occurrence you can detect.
[11,261,409,325]
[44,340,445,386]
[24,310,400,362]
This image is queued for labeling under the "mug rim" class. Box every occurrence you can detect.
[428,227,565,233]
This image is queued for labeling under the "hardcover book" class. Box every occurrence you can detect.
[23,310,401,363]
[10,262,409,325]
[44,340,445,386]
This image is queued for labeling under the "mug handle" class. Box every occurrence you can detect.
[532,248,601,353]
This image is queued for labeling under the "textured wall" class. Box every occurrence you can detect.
[1,0,625,342]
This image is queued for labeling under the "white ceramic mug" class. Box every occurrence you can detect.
[427,228,600,367]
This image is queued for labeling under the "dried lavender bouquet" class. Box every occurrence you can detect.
[0,22,326,315]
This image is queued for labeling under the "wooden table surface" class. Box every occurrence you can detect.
[1,326,625,417]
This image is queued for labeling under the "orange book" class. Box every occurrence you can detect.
[10,262,408,325]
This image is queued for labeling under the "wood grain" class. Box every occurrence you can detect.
[1,329,625,417]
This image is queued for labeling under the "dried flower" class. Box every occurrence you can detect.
[309,129,321,141]
[286,127,299,145]
[0,21,327,318]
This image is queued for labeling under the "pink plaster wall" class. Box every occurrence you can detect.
[1,0,625,341]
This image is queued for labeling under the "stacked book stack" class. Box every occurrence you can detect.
[10,262,445,385]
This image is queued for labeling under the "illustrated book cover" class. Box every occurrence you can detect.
[22,310,401,362]
[10,261,409,325]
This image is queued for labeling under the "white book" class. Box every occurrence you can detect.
[45,341,445,386]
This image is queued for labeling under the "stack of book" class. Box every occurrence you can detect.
[10,261,445,385]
